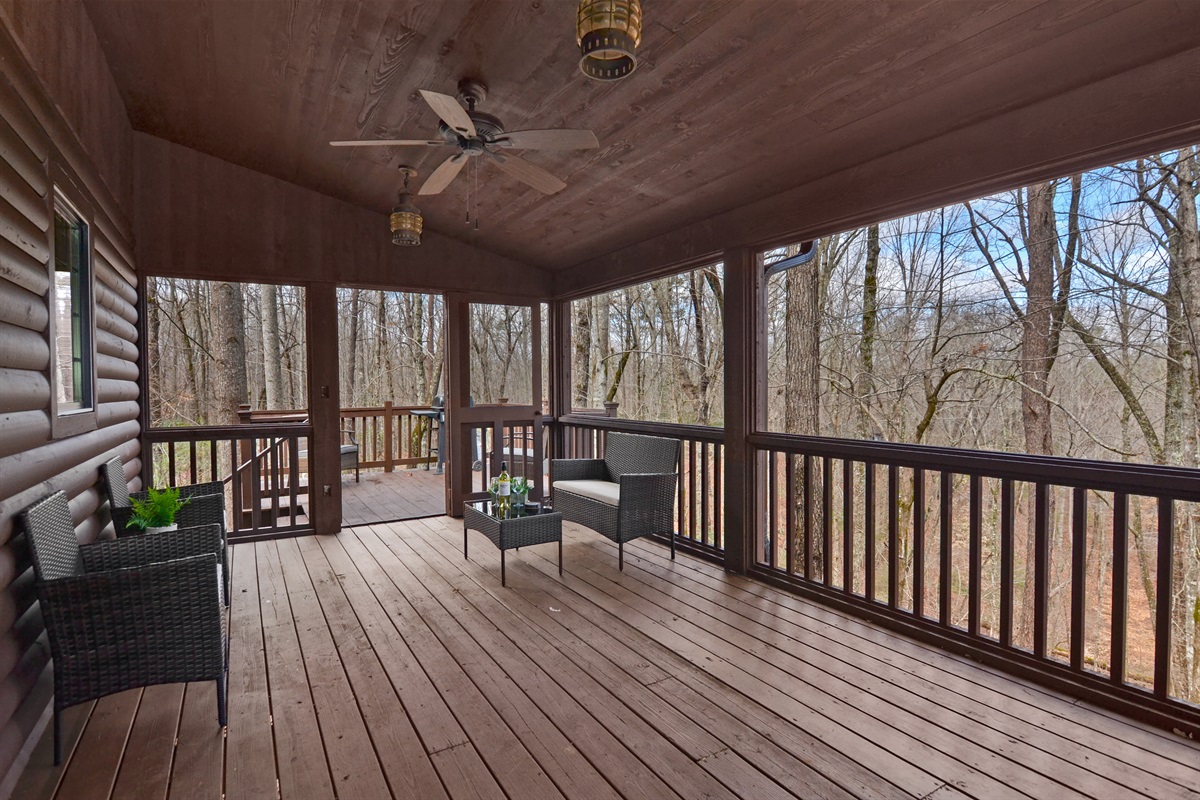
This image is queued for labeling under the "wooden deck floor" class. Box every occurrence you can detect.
[341,467,445,525]
[14,519,1200,800]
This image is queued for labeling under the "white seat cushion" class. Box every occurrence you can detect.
[339,444,357,457]
[553,479,620,506]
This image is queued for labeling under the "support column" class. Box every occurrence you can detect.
[549,299,572,457]
[306,282,341,533]
[722,247,764,573]
[444,293,471,515]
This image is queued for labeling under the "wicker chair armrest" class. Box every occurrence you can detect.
[82,524,225,572]
[39,554,223,649]
[118,492,224,535]
[550,458,608,482]
[130,480,224,503]
[618,472,678,536]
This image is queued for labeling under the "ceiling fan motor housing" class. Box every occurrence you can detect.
[438,111,505,148]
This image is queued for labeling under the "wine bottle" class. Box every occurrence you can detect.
[497,461,511,512]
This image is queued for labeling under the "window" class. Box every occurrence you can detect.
[50,190,95,433]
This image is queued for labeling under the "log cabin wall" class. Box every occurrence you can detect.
[0,3,139,792]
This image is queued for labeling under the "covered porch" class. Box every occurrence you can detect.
[14,519,1199,800]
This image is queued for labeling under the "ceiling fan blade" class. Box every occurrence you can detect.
[420,90,476,138]
[330,139,446,147]
[487,151,566,195]
[496,129,599,150]
[418,153,467,195]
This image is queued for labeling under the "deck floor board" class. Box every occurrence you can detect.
[12,517,1200,800]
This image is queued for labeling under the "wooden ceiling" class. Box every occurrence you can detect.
[82,0,1200,272]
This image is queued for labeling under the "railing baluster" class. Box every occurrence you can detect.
[940,471,952,626]
[785,452,795,576]
[209,441,218,487]
[768,450,778,568]
[270,437,281,530]
[714,445,723,550]
[803,454,813,581]
[230,439,242,534]
[250,436,262,531]
[167,440,177,486]
[1070,487,1087,671]
[1110,493,1128,685]
[1154,497,1173,699]
[701,441,710,548]
[688,439,698,543]
[864,462,876,601]
[968,474,982,636]
[1000,478,1014,648]
[822,456,833,585]
[843,459,853,593]
[1034,482,1049,659]
[913,468,926,618]
[189,441,198,486]
[290,435,300,528]
[888,464,898,609]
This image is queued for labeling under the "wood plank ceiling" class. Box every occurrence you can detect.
[82,0,1199,271]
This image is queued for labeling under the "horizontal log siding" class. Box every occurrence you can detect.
[0,16,139,793]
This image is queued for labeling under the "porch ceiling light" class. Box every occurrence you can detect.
[390,166,423,246]
[577,0,642,81]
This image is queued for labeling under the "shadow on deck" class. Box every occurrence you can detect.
[13,519,1200,800]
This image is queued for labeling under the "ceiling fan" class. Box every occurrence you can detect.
[331,79,598,196]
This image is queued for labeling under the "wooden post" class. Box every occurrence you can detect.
[722,247,764,573]
[549,299,572,460]
[383,400,394,472]
[445,293,472,516]
[306,283,341,533]
[236,403,254,520]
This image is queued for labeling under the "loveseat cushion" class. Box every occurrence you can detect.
[553,479,620,506]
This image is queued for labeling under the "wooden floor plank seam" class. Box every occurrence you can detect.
[558,532,1181,800]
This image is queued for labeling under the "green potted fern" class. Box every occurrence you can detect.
[126,487,189,533]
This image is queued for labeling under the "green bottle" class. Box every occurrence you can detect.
[497,461,511,512]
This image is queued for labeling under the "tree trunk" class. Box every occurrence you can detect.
[213,281,248,424]
[858,224,880,438]
[262,283,283,407]
[345,288,361,407]
[573,297,592,407]
[785,242,824,575]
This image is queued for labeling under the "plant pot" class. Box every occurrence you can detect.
[145,523,178,534]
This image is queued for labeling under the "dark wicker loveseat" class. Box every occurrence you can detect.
[550,431,680,569]
[19,491,228,764]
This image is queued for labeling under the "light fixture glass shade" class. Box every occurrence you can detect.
[577,0,642,81]
[390,193,423,246]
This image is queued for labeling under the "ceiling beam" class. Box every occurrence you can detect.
[554,45,1200,299]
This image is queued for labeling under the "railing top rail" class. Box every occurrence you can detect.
[146,423,312,440]
[748,431,1200,500]
[340,404,435,414]
[555,413,724,443]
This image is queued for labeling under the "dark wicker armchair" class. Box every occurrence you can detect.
[102,457,226,535]
[551,431,680,569]
[18,491,227,765]
[102,457,229,604]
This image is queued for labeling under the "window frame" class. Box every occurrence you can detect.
[47,182,98,439]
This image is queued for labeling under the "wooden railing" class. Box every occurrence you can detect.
[144,422,312,540]
[553,415,725,558]
[750,432,1200,729]
[240,402,438,471]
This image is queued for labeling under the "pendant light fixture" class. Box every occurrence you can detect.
[576,0,642,81]
[390,166,423,246]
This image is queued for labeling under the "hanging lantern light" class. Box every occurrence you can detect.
[577,0,642,81]
[390,167,423,246]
